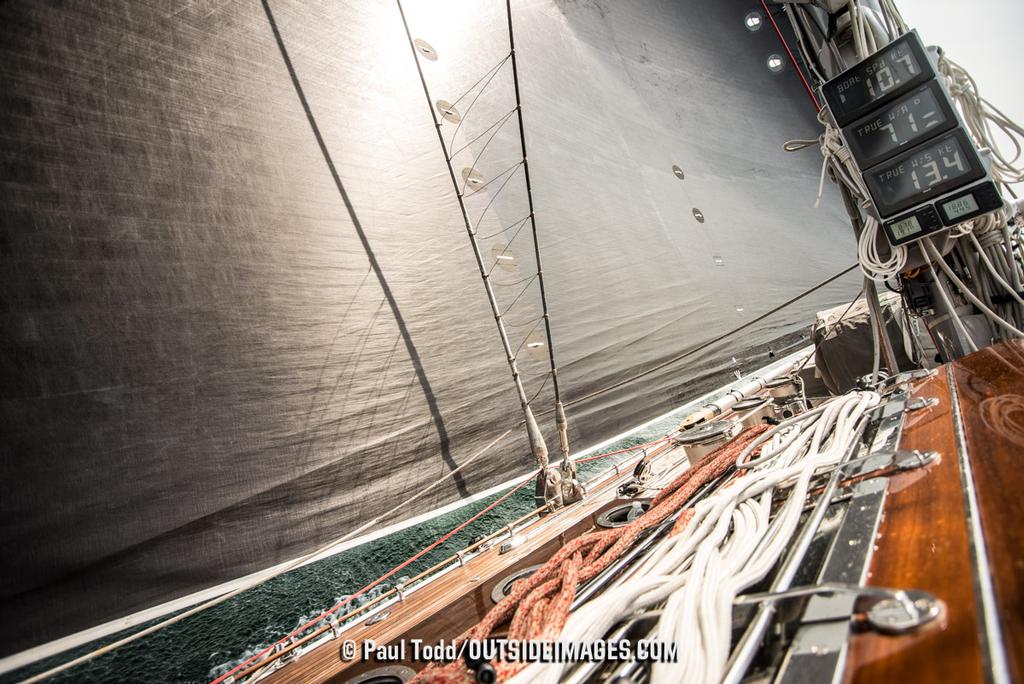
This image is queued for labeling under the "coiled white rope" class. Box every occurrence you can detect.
[939,55,1024,187]
[510,391,880,684]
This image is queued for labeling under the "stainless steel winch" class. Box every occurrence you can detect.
[671,419,739,465]
[764,375,799,401]
[730,396,775,428]
[764,375,806,419]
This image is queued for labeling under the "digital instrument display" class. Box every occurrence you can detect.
[935,181,1003,226]
[889,215,922,240]
[864,129,985,217]
[822,31,933,126]
[843,81,956,168]
[882,205,943,246]
[942,194,980,220]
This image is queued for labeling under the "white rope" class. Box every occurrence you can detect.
[939,55,1024,188]
[858,214,909,281]
[511,391,880,684]
[923,237,1024,339]
[968,231,1024,307]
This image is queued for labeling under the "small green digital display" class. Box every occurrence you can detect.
[941,193,980,220]
[890,215,922,241]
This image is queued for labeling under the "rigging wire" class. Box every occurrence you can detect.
[491,272,538,287]
[485,217,531,276]
[477,212,532,241]
[503,0,572,465]
[459,115,520,197]
[465,159,525,196]
[19,422,522,684]
[501,273,539,316]
[445,53,513,153]
[760,0,821,112]
[395,0,551,470]
[513,316,545,357]
[451,107,519,157]
[471,162,524,229]
[210,468,540,684]
[554,264,860,412]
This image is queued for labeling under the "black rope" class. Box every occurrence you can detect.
[552,264,860,412]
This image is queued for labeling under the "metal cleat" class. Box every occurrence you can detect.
[905,396,939,412]
[735,582,943,635]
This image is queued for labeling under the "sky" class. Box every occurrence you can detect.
[897,0,1023,128]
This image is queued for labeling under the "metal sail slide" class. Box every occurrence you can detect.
[0,0,859,666]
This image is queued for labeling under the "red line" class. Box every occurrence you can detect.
[212,435,671,682]
[210,470,538,684]
[574,436,670,464]
[760,0,821,111]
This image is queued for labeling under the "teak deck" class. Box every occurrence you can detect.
[267,342,1024,684]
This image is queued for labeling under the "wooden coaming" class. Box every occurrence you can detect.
[844,368,985,683]
[950,341,1024,683]
[846,341,1024,684]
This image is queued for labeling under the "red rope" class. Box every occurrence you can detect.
[760,0,821,111]
[415,425,771,683]
[210,470,539,684]
[213,436,667,682]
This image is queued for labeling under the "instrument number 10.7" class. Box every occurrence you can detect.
[865,54,918,99]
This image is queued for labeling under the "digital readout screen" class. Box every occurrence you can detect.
[864,131,984,216]
[823,33,929,125]
[889,215,923,241]
[942,193,980,220]
[845,83,953,168]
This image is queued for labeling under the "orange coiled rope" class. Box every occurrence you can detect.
[414,423,771,683]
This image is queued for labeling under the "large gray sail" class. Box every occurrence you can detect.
[0,0,858,658]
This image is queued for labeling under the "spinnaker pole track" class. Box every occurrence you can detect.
[504,0,572,464]
[395,0,550,470]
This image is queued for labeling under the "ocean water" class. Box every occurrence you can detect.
[4,343,806,684]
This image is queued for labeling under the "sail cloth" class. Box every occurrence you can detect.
[0,0,858,657]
